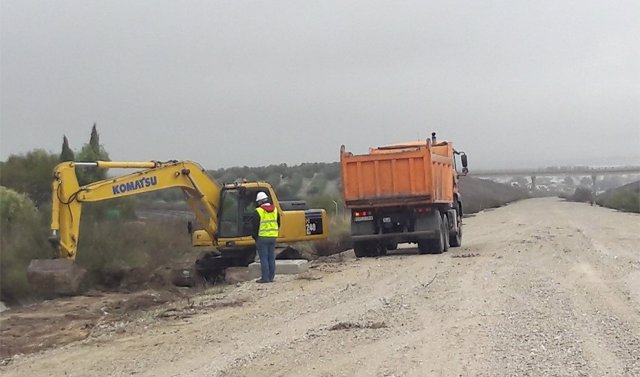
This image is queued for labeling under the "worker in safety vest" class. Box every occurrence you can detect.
[252,191,280,283]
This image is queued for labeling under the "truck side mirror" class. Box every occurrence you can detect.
[461,154,468,168]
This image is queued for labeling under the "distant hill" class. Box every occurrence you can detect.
[596,181,640,213]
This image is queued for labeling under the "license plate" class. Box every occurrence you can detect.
[383,217,391,223]
[354,216,373,222]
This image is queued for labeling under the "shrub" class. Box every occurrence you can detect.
[0,187,51,302]
[571,187,593,203]
[607,191,640,213]
[0,150,59,207]
[596,182,640,213]
[75,218,191,288]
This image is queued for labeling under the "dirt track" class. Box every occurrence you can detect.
[2,198,639,376]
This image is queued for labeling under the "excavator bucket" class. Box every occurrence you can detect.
[27,259,87,296]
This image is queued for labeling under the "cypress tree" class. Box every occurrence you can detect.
[89,123,100,154]
[60,135,75,162]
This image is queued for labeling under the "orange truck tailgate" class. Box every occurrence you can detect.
[340,142,454,208]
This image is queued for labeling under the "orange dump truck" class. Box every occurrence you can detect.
[340,133,468,257]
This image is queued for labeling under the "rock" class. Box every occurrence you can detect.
[248,259,310,279]
[172,265,197,287]
[26,259,86,295]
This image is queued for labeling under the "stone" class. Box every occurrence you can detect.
[26,259,87,295]
[248,259,309,279]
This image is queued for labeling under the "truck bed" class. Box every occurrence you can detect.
[340,141,455,208]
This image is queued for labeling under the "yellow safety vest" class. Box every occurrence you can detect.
[257,207,279,238]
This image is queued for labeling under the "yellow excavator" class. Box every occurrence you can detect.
[27,160,328,295]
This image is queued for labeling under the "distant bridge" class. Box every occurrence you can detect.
[470,166,640,177]
[468,165,640,194]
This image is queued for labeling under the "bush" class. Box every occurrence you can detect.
[596,181,640,213]
[0,150,59,207]
[75,218,191,288]
[571,187,593,203]
[607,191,640,213]
[0,187,51,303]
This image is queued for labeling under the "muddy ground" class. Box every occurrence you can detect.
[1,198,639,376]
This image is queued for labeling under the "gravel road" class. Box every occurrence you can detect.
[2,198,639,376]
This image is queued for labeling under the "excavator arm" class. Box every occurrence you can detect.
[50,160,221,260]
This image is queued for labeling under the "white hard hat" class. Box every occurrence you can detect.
[256,192,269,202]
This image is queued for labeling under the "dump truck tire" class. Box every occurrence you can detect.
[378,243,388,256]
[417,213,445,254]
[441,214,450,253]
[354,242,372,258]
[450,203,462,247]
[417,241,430,254]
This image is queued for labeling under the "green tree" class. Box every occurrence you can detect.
[322,163,341,180]
[0,149,59,206]
[60,135,75,162]
[0,186,50,302]
[572,187,593,203]
[307,172,328,195]
[89,123,100,152]
[305,163,320,179]
[76,123,110,185]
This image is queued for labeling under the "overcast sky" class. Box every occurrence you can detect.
[1,0,638,169]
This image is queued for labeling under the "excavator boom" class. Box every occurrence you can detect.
[30,160,222,294]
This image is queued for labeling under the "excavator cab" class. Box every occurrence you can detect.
[190,185,271,251]
[217,186,265,238]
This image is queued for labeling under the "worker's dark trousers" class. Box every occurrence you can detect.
[256,237,276,282]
